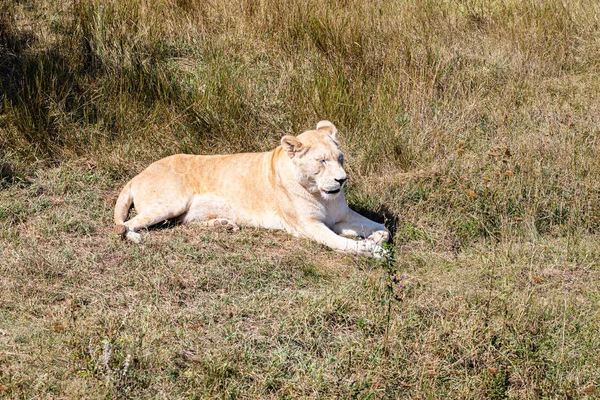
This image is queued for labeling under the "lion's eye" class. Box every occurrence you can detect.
[319,158,326,164]
[338,154,344,165]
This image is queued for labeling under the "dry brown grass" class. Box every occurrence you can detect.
[1,0,600,398]
[1,163,599,398]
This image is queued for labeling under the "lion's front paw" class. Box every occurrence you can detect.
[359,239,389,260]
[371,244,391,260]
[367,230,390,246]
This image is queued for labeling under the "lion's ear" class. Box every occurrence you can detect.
[316,120,338,141]
[281,135,304,158]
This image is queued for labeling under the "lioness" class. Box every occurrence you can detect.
[114,121,389,258]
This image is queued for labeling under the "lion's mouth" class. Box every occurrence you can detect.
[324,188,341,194]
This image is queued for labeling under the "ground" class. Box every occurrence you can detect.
[2,0,600,397]
[1,164,598,398]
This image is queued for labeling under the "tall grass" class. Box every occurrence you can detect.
[1,0,600,241]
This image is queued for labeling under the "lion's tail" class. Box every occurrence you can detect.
[113,181,133,235]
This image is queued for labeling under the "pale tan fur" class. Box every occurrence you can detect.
[114,121,389,258]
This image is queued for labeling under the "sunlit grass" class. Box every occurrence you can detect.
[1,0,600,397]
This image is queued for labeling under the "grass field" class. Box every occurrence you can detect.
[1,0,600,398]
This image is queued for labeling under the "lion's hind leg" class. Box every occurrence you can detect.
[179,194,238,232]
[121,201,188,243]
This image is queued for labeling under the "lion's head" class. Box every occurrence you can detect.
[281,121,347,200]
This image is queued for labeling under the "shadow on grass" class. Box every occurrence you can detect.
[0,157,21,187]
[349,202,399,240]
[0,6,92,159]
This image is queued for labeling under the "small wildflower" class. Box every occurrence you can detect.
[465,189,477,199]
[100,341,112,371]
[121,354,131,377]
[504,170,514,177]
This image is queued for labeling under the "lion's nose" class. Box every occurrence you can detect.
[335,177,347,186]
